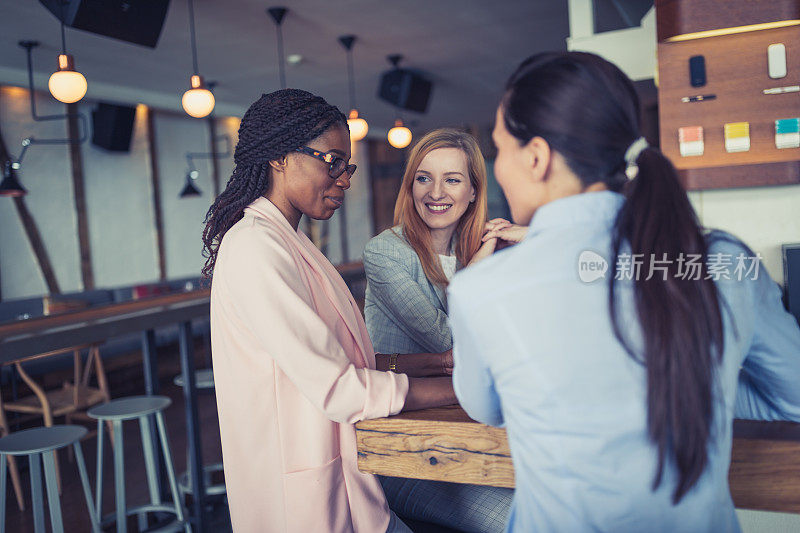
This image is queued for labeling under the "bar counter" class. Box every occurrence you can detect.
[356,406,800,513]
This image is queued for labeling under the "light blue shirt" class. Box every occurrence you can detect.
[448,191,800,532]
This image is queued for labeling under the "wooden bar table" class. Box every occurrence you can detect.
[0,262,363,531]
[0,290,212,531]
[356,406,800,514]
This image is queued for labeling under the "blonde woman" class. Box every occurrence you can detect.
[363,128,513,532]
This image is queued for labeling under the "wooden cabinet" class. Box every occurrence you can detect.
[655,0,800,189]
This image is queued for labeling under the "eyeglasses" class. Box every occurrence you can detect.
[295,146,357,180]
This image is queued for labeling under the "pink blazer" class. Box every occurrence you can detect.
[211,197,409,532]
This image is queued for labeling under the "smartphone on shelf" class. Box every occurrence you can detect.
[689,55,706,87]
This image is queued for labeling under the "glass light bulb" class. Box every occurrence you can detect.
[48,70,87,103]
[182,88,215,118]
[388,120,412,149]
[347,109,368,141]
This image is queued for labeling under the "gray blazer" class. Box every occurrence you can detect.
[363,226,455,355]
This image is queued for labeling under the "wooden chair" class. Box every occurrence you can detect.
[0,343,111,511]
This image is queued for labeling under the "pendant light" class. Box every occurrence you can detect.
[339,35,368,142]
[388,119,412,149]
[180,169,202,198]
[386,55,412,149]
[179,132,231,199]
[7,42,88,198]
[48,2,87,103]
[182,0,215,118]
[268,7,288,89]
[0,161,27,197]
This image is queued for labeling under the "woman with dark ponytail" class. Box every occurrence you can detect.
[448,52,800,531]
[206,89,455,532]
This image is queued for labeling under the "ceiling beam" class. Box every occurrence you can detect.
[66,102,94,290]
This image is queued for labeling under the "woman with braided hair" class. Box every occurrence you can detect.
[206,89,455,532]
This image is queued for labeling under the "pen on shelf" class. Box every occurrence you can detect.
[763,85,800,94]
[681,94,716,103]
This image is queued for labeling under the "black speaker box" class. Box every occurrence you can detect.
[38,0,170,48]
[378,69,433,114]
[92,103,136,152]
[784,244,800,326]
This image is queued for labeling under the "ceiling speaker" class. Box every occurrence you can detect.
[38,0,170,48]
[91,103,136,152]
[378,68,433,114]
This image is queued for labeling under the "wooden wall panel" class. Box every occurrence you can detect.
[367,140,405,235]
[658,26,800,170]
[67,103,94,289]
[207,116,221,198]
[655,0,800,190]
[679,162,800,190]
[656,0,800,42]
[145,107,167,281]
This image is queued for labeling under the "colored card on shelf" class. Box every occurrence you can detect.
[678,126,704,156]
[775,118,800,149]
[724,122,750,153]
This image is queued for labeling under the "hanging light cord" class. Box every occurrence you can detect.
[275,23,286,88]
[187,0,200,75]
[59,0,67,54]
[267,8,288,89]
[346,48,356,110]
[60,19,67,54]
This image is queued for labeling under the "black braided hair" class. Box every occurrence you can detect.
[201,89,347,281]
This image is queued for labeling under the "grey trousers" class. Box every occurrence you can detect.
[387,510,414,533]
[380,475,513,533]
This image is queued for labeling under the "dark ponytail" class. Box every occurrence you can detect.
[612,147,724,502]
[201,89,347,280]
[504,52,724,503]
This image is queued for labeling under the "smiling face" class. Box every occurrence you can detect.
[268,124,352,228]
[411,147,476,237]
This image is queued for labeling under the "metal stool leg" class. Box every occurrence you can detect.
[95,419,104,525]
[0,454,7,533]
[42,451,64,533]
[155,411,190,532]
[73,441,101,533]
[29,453,46,533]
[111,420,126,533]
[139,415,161,530]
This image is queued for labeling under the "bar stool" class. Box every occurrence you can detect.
[0,425,99,533]
[173,369,226,502]
[88,396,189,533]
